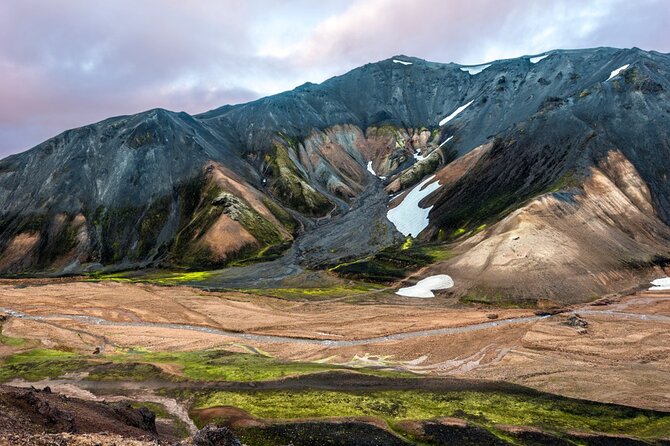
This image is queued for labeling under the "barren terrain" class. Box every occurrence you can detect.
[0,280,668,414]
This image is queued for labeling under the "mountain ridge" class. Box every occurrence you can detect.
[0,46,669,303]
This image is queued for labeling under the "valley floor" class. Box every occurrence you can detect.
[0,279,668,444]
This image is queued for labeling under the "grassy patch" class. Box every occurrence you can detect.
[0,324,27,347]
[0,349,85,382]
[87,362,170,382]
[190,389,670,439]
[0,346,408,384]
[88,270,215,285]
[239,283,384,300]
[104,349,345,382]
[330,243,452,283]
[460,291,538,309]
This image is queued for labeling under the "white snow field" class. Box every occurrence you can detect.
[367,161,376,175]
[606,64,630,81]
[396,274,455,298]
[460,64,491,75]
[439,100,474,126]
[530,54,549,64]
[649,277,670,291]
[387,175,441,237]
[393,59,413,65]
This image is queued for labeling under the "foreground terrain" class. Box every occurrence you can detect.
[0,278,668,444]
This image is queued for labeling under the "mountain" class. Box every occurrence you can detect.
[1,47,669,303]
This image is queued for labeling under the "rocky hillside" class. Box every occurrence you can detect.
[0,47,669,302]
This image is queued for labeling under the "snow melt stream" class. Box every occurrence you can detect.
[439,101,474,126]
[396,274,454,298]
[649,277,670,291]
[387,175,440,237]
[606,64,630,81]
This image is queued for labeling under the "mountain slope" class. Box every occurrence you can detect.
[0,47,669,302]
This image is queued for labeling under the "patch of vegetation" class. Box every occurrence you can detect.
[0,323,27,347]
[330,243,452,283]
[87,362,170,382]
[88,270,215,285]
[264,140,333,217]
[460,291,538,309]
[260,197,298,234]
[106,349,410,382]
[190,389,670,440]
[239,283,384,300]
[0,349,86,382]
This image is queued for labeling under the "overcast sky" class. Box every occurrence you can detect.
[1,0,668,157]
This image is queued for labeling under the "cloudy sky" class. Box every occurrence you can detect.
[1,0,668,157]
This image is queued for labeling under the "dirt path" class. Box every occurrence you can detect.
[0,306,545,347]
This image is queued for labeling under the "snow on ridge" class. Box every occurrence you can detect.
[460,64,491,75]
[438,135,454,149]
[529,54,549,64]
[649,277,670,291]
[393,59,413,66]
[396,274,454,298]
[439,100,474,126]
[606,64,630,81]
[386,175,441,237]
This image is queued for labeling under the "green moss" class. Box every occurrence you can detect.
[105,349,347,382]
[191,389,670,440]
[330,243,452,283]
[240,283,383,300]
[0,323,26,347]
[88,270,215,286]
[87,362,169,382]
[0,349,85,382]
[264,141,333,217]
[460,291,537,309]
[260,197,298,234]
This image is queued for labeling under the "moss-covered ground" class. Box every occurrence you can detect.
[330,243,453,283]
[239,283,385,300]
[0,347,405,384]
[86,270,215,285]
[188,389,670,441]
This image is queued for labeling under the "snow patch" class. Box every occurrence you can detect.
[387,175,440,237]
[367,161,386,179]
[649,277,670,291]
[438,135,454,149]
[396,274,454,298]
[393,59,413,66]
[413,150,426,161]
[460,64,491,75]
[529,54,549,64]
[366,161,376,175]
[606,64,630,81]
[439,101,474,126]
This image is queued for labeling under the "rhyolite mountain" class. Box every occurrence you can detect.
[1,47,669,303]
